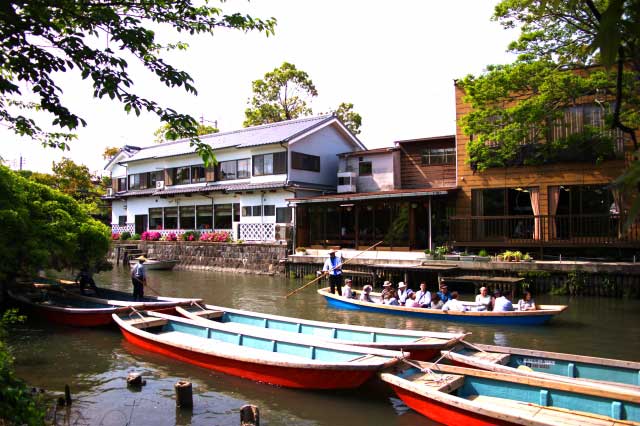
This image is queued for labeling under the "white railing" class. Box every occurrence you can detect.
[239,223,276,241]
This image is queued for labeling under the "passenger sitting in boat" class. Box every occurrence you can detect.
[414,281,431,308]
[406,293,422,308]
[75,267,98,295]
[430,293,444,309]
[397,282,414,305]
[437,282,452,303]
[442,291,467,312]
[378,281,394,303]
[341,279,356,299]
[517,291,537,311]
[492,290,514,312]
[475,286,492,310]
[359,285,375,303]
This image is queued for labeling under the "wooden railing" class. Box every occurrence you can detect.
[449,214,640,246]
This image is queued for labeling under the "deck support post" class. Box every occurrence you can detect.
[64,384,72,406]
[127,373,145,387]
[175,380,193,408]
[240,404,260,426]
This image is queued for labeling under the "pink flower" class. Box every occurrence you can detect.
[112,233,120,240]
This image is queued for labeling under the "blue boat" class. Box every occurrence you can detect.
[380,362,640,426]
[175,304,466,360]
[318,288,568,325]
[442,342,640,389]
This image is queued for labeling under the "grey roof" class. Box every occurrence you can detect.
[123,115,344,163]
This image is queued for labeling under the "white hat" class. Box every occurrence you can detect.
[363,285,372,292]
[382,281,392,287]
[345,278,352,284]
[398,282,406,288]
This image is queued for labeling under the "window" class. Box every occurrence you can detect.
[252,206,262,216]
[233,203,240,222]
[242,206,252,217]
[173,167,191,185]
[263,205,275,216]
[117,177,127,192]
[220,159,250,180]
[214,204,232,229]
[338,176,352,186]
[180,206,195,229]
[191,165,206,183]
[276,207,292,223]
[118,215,127,226]
[359,161,372,176]
[421,148,456,165]
[253,152,287,176]
[164,207,178,229]
[291,151,320,172]
[196,205,213,229]
[149,208,163,229]
[128,173,149,190]
[150,171,163,187]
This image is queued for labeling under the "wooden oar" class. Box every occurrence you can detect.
[285,241,384,298]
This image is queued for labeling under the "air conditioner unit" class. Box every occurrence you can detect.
[106,188,113,196]
[156,181,165,189]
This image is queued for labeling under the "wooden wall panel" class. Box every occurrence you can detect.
[398,138,456,189]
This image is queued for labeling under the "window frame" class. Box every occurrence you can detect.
[358,161,373,176]
[219,159,250,181]
[420,147,456,165]
[291,151,320,172]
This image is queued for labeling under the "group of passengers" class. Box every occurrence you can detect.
[340,278,537,312]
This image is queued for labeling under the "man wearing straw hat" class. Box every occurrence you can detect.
[322,249,343,294]
[131,256,147,301]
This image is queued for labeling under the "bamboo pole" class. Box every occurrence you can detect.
[284,241,383,298]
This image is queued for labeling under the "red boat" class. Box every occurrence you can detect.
[114,311,405,390]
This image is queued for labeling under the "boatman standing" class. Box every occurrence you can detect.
[322,249,343,294]
[131,255,147,301]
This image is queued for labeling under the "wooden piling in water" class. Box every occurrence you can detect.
[240,405,259,426]
[174,380,193,408]
[64,384,71,406]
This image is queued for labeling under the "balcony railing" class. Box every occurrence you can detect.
[449,214,640,246]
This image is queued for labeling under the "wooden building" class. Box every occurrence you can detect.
[292,137,457,250]
[450,82,640,254]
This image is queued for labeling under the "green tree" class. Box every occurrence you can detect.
[334,102,362,135]
[244,62,318,126]
[0,1,276,166]
[103,146,120,160]
[0,165,111,282]
[154,123,219,143]
[459,0,639,216]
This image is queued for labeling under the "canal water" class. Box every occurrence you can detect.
[7,268,640,426]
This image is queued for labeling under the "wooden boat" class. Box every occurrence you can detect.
[318,288,568,325]
[175,304,466,361]
[380,362,640,426]
[8,288,130,327]
[130,258,179,271]
[113,311,405,390]
[441,342,640,389]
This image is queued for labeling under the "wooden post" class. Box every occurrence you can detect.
[64,384,72,406]
[174,380,193,408]
[127,373,145,387]
[240,404,259,426]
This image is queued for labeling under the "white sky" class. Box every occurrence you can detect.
[0,0,518,175]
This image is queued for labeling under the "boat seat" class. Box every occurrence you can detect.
[467,350,511,365]
[192,309,224,320]
[410,372,465,393]
[126,317,168,329]
[467,395,625,426]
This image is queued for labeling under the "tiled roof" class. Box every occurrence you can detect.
[123,115,338,163]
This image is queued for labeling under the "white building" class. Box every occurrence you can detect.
[103,115,365,241]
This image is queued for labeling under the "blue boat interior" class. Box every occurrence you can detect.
[150,317,391,363]
[456,347,640,387]
[201,310,418,344]
[399,367,640,422]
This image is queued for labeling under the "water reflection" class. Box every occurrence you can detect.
[8,267,640,426]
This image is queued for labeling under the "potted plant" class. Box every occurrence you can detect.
[475,249,491,262]
[441,246,459,261]
[513,251,523,262]
[434,245,449,260]
[424,249,434,260]
[522,253,533,262]
[459,251,475,261]
[295,247,307,255]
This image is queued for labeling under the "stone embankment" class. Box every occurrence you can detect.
[110,241,288,275]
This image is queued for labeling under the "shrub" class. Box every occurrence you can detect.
[296,246,307,253]
[130,233,141,240]
[112,233,120,240]
[120,231,131,240]
[181,230,201,241]
[200,231,231,242]
[165,232,178,241]
[478,249,488,257]
[141,231,161,241]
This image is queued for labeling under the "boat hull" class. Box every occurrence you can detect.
[118,325,376,390]
[389,384,516,426]
[320,290,563,325]
[34,306,115,327]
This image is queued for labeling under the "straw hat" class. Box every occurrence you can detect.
[327,249,336,255]
[136,255,147,262]
[382,281,392,287]
[398,282,407,289]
